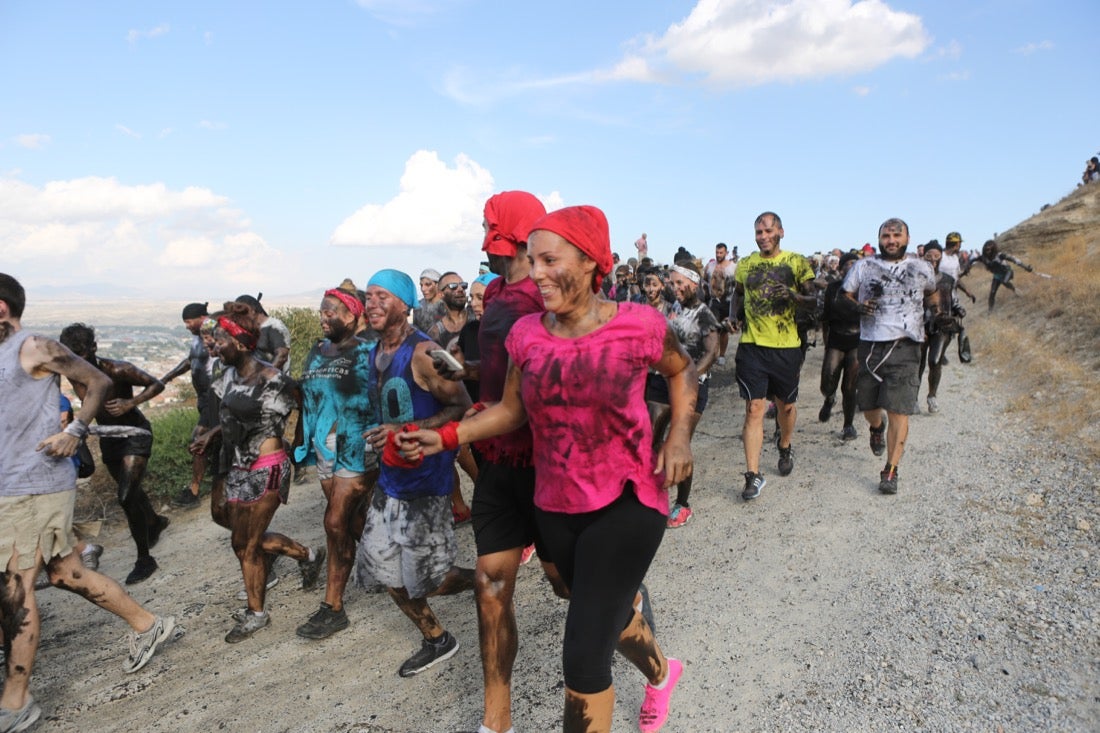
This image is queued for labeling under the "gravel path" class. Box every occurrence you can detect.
[24,343,1099,732]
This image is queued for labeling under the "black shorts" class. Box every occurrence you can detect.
[99,418,154,465]
[644,372,709,414]
[708,298,731,324]
[471,462,550,559]
[734,342,803,403]
[856,339,922,415]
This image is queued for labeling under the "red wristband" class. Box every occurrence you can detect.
[471,402,487,413]
[436,421,461,451]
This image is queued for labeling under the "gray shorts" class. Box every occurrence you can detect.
[315,432,364,481]
[856,339,921,415]
[355,490,455,599]
[225,455,291,504]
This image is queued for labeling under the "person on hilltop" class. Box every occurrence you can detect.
[1,274,178,733]
[292,287,378,640]
[401,205,693,733]
[358,269,475,678]
[704,242,738,367]
[731,212,816,502]
[234,294,291,373]
[160,301,217,508]
[190,303,326,643]
[843,218,940,495]
[964,239,1035,313]
[58,323,170,585]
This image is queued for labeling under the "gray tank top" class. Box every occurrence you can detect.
[0,329,76,496]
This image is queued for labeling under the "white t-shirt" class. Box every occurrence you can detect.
[843,256,935,343]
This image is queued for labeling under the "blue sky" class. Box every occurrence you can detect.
[2,0,1096,301]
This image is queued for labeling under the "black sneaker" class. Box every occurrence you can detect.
[298,547,327,590]
[125,555,158,585]
[869,424,886,457]
[149,515,170,549]
[398,631,459,677]
[171,488,200,508]
[296,602,349,640]
[777,445,794,476]
[840,425,858,441]
[879,467,899,495]
[741,472,765,501]
[818,396,835,423]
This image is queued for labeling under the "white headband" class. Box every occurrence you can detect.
[670,264,700,284]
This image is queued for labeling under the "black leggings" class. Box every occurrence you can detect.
[535,486,665,694]
[820,346,858,426]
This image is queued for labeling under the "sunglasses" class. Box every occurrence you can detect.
[442,282,468,291]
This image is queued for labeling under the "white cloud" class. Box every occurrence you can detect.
[356,0,459,27]
[331,150,561,250]
[126,24,170,43]
[158,128,173,139]
[1015,40,1054,55]
[0,174,284,297]
[941,70,970,82]
[925,39,962,62]
[199,120,227,131]
[115,124,141,139]
[15,133,51,149]
[852,85,871,96]
[204,31,214,46]
[625,0,930,87]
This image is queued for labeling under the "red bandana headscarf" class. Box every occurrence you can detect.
[217,316,258,351]
[529,205,613,293]
[482,191,547,257]
[324,288,364,318]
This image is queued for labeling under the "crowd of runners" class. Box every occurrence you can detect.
[1,194,1032,732]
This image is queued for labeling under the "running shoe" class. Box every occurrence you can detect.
[777,445,794,476]
[927,396,939,414]
[879,466,899,495]
[742,472,765,501]
[818,396,835,423]
[717,356,726,367]
[638,657,683,732]
[81,543,104,571]
[398,631,459,677]
[125,555,158,585]
[170,488,200,508]
[0,695,41,733]
[666,504,693,528]
[148,514,170,549]
[236,570,280,601]
[869,424,886,457]
[34,569,51,590]
[124,615,176,673]
[296,602,349,640]
[298,547,327,590]
[840,425,858,441]
[519,544,536,565]
[225,610,270,644]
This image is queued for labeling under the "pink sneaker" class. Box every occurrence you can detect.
[666,504,693,529]
[638,657,683,732]
[519,544,536,565]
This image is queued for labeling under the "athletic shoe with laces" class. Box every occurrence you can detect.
[81,543,104,571]
[818,396,835,423]
[666,503,693,528]
[840,425,858,441]
[716,356,726,367]
[398,631,459,677]
[236,570,280,601]
[869,424,886,457]
[124,615,176,673]
[170,488,200,508]
[225,609,270,644]
[298,546,327,590]
[927,396,939,413]
[519,544,536,565]
[879,466,899,495]
[125,555,158,585]
[638,657,683,732]
[296,602,349,640]
[0,695,41,733]
[741,472,765,501]
[777,445,794,476]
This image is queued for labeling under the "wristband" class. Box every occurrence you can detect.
[471,402,487,413]
[63,419,89,439]
[436,421,461,451]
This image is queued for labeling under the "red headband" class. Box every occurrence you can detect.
[482,191,547,257]
[324,288,364,318]
[529,205,613,293]
[217,316,257,350]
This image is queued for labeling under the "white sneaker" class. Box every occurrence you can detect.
[927,396,939,413]
[717,356,726,366]
[124,615,176,673]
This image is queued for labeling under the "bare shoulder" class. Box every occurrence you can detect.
[23,335,81,377]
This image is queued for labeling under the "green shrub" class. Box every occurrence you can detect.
[145,408,199,499]
[270,306,321,378]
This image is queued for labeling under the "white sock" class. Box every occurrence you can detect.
[307,547,316,562]
[478,726,515,733]
[251,609,266,618]
[650,667,672,690]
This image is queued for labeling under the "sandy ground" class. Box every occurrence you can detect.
[21,342,1099,733]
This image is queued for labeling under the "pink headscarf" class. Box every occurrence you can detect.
[482,191,547,257]
[529,205,613,293]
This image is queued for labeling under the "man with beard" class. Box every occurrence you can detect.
[843,218,940,494]
[731,213,815,502]
[703,242,737,366]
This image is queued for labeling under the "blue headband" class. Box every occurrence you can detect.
[367,269,418,309]
[474,272,499,288]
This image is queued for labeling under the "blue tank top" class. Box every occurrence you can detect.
[372,329,456,499]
